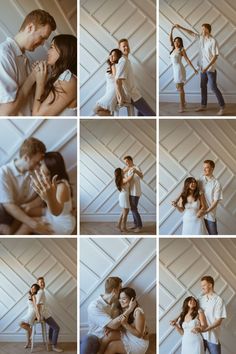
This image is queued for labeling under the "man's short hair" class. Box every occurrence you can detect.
[19,9,56,31]
[124,155,133,162]
[19,137,46,158]
[202,23,211,33]
[37,276,44,282]
[118,38,129,46]
[204,160,215,169]
[201,275,214,287]
[105,277,122,293]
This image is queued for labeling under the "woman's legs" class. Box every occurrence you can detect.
[117,212,123,231]
[97,331,121,354]
[178,84,185,112]
[121,208,129,232]
[104,340,126,354]
[20,322,32,347]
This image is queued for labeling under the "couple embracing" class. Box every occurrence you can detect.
[0,9,77,116]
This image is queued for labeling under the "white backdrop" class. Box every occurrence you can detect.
[80,0,156,116]
[159,119,236,235]
[159,238,236,354]
[159,0,236,103]
[0,238,77,342]
[80,119,156,222]
[80,237,156,336]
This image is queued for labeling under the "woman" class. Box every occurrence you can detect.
[171,296,206,354]
[170,25,198,113]
[32,34,77,116]
[95,49,123,116]
[172,177,207,235]
[19,284,41,348]
[115,167,134,232]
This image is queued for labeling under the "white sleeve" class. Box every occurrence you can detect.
[215,298,227,319]
[0,169,14,203]
[88,305,112,329]
[36,290,44,305]
[0,51,18,103]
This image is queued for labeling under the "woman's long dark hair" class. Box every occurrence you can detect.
[119,287,138,324]
[28,283,40,301]
[170,36,184,55]
[40,34,77,104]
[179,296,199,329]
[115,168,123,192]
[107,49,122,74]
[177,177,200,209]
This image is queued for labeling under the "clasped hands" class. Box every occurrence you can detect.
[30,169,58,203]
[31,60,48,85]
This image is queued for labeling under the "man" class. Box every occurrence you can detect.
[36,277,63,353]
[0,137,51,235]
[81,276,136,354]
[116,38,156,116]
[199,160,223,235]
[124,155,143,233]
[175,23,225,115]
[0,9,56,116]
[194,276,227,354]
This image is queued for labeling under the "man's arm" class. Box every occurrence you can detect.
[134,169,143,179]
[175,24,198,37]
[202,55,218,73]
[204,200,219,215]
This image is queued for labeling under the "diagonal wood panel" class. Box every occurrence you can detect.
[80,119,156,221]
[159,238,236,354]
[159,119,236,235]
[80,237,156,335]
[0,238,77,342]
[159,0,236,103]
[80,0,156,116]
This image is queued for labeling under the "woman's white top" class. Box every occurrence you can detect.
[57,69,77,116]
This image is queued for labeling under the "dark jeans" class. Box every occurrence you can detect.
[0,203,14,225]
[80,335,100,354]
[204,339,221,354]
[45,316,60,346]
[132,97,156,116]
[129,196,142,228]
[204,219,218,235]
[200,71,225,107]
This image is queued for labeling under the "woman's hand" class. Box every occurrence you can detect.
[128,297,137,312]
[171,200,177,207]
[34,61,48,87]
[194,68,198,75]
[30,170,58,203]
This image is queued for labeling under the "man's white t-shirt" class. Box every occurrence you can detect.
[127,165,143,197]
[36,289,51,319]
[195,34,219,72]
[0,160,35,205]
[115,56,142,102]
[199,293,226,344]
[199,175,223,222]
[87,295,112,338]
[0,37,32,115]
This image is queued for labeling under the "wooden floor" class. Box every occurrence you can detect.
[146,333,156,354]
[0,342,76,354]
[159,102,236,116]
[80,222,156,235]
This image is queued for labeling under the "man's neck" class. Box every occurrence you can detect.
[14,33,26,52]
[205,174,213,180]
[14,158,26,174]
[102,293,113,305]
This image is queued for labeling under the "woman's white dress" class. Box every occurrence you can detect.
[43,180,76,235]
[20,298,36,326]
[182,199,207,235]
[57,69,77,116]
[119,183,130,209]
[121,307,149,354]
[96,71,117,113]
[181,318,204,354]
[170,48,186,84]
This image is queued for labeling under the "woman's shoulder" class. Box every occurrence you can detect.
[134,307,145,317]
[58,69,76,82]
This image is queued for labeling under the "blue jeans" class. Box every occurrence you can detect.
[204,219,218,235]
[129,196,142,228]
[204,339,221,354]
[200,71,225,107]
[80,335,100,354]
[132,97,156,116]
[45,316,60,346]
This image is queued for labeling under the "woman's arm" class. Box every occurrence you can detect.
[174,323,184,335]
[175,24,198,37]
[32,295,41,320]
[170,25,175,46]
[172,197,184,212]
[121,309,146,338]
[123,174,133,184]
[182,49,198,74]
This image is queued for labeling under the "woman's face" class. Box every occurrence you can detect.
[31,285,37,294]
[40,160,51,177]
[174,38,182,48]
[47,41,60,65]
[188,297,197,309]
[109,51,119,64]
[119,292,130,309]
[189,180,197,191]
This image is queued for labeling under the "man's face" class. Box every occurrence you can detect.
[201,25,210,37]
[124,158,133,167]
[25,152,44,172]
[201,280,212,294]
[38,278,45,289]
[203,163,214,177]
[112,283,122,299]
[25,24,52,51]
[119,40,130,56]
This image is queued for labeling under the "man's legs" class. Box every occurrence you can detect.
[207,71,225,108]
[200,72,208,107]
[45,316,60,346]
[204,339,221,354]
[80,335,100,354]
[129,196,142,228]
[0,204,14,235]
[132,97,156,116]
[204,219,218,235]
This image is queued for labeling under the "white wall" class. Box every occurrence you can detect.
[80,0,156,116]
[0,238,77,342]
[159,119,236,235]
[159,238,236,354]
[159,0,236,103]
[0,0,76,63]
[80,237,156,336]
[0,118,77,205]
[80,119,156,222]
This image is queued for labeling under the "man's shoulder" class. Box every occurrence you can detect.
[0,38,15,58]
[0,161,14,175]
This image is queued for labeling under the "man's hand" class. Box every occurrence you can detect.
[33,221,53,235]
[191,326,202,333]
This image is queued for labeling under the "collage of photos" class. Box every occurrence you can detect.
[0,1,235,354]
